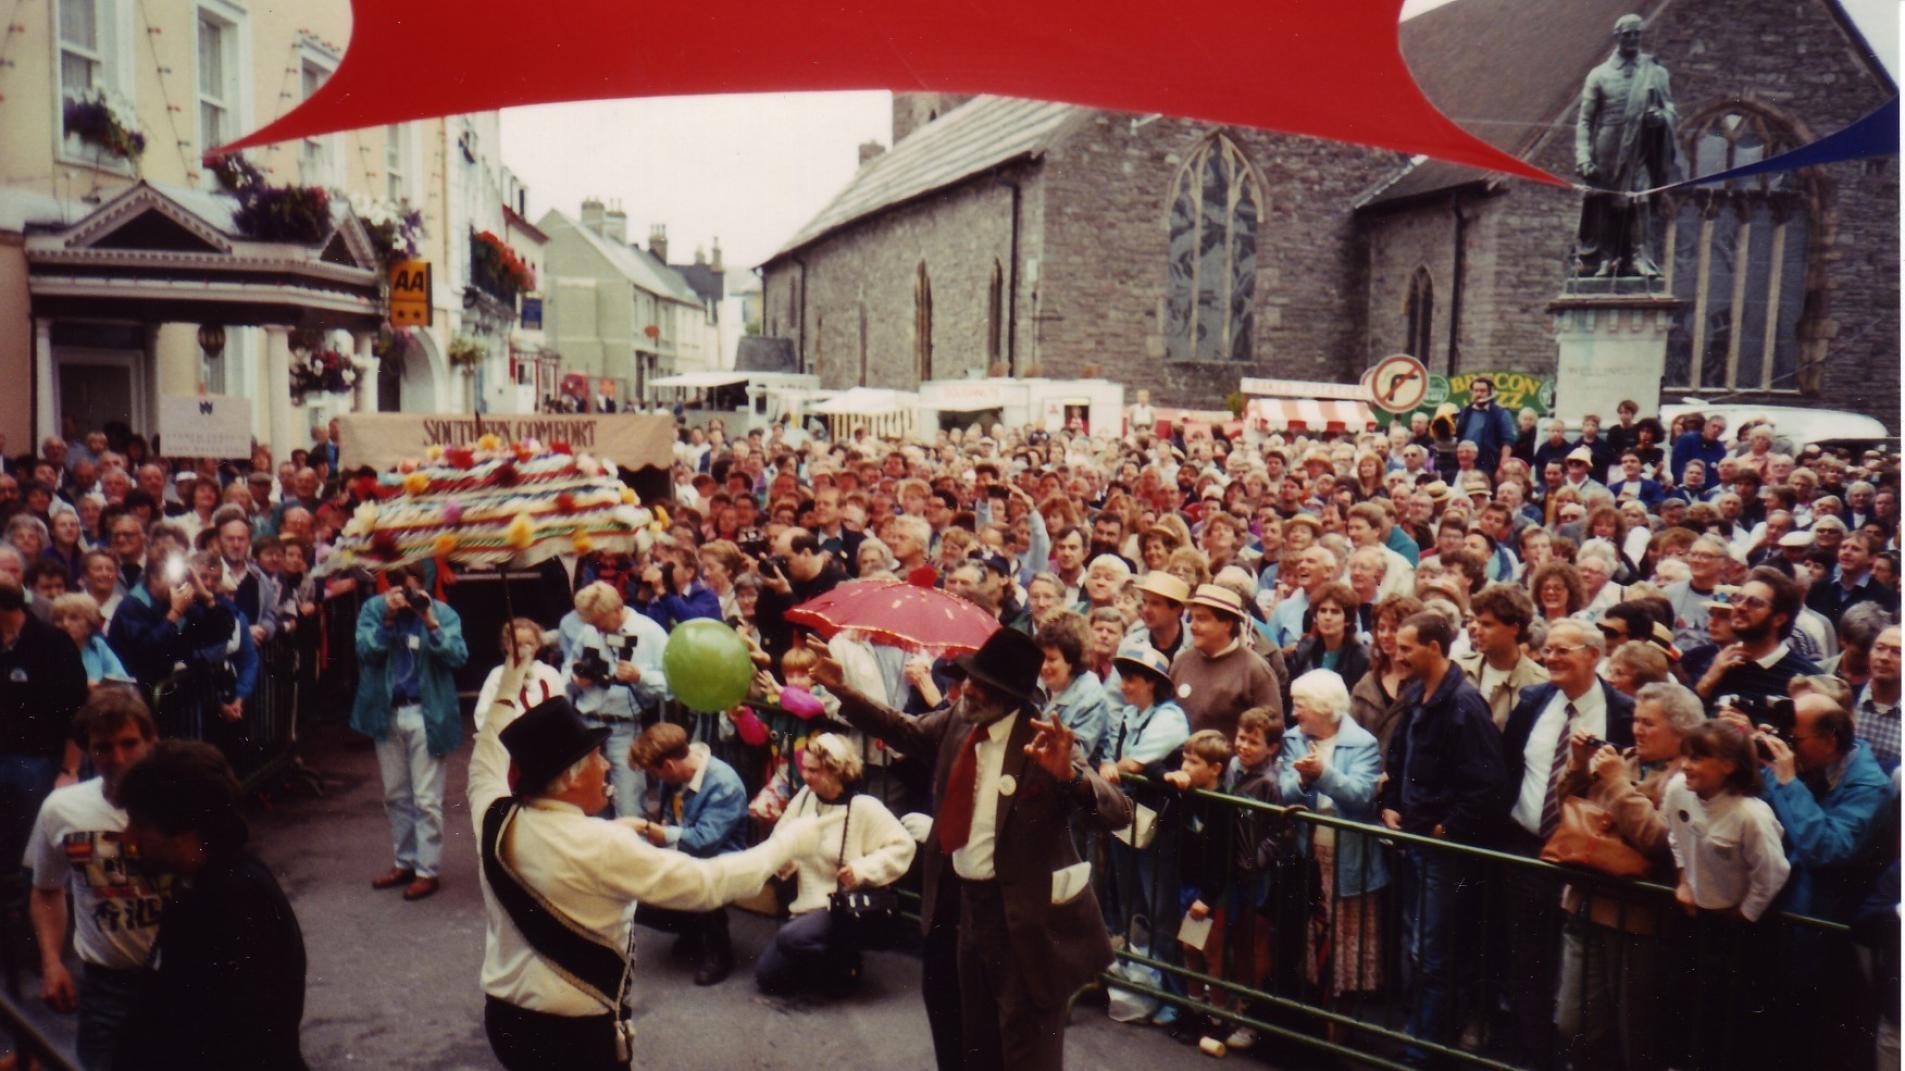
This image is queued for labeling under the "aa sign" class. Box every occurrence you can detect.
[389,260,432,327]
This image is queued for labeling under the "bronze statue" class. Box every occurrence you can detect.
[1573,14,1678,278]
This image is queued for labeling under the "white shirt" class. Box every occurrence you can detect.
[780,788,917,915]
[468,699,803,1015]
[474,660,566,733]
[951,712,1018,882]
[1511,684,1608,836]
[1662,773,1791,922]
[26,779,163,969]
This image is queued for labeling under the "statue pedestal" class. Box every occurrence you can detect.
[1548,278,1682,423]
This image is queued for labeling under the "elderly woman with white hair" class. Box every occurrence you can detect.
[755,733,916,996]
[1081,553,1133,613]
[1551,681,1706,1071]
[1277,668,1388,998]
[1575,539,1628,617]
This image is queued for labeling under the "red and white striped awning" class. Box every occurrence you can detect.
[1245,397,1378,432]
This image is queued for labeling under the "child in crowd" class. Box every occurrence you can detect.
[1663,721,1791,1066]
[1665,721,1791,922]
[1163,729,1256,1050]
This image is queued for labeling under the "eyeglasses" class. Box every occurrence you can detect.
[1540,644,1589,657]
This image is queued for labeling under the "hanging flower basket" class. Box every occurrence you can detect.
[209,153,331,244]
[354,195,425,269]
[372,324,413,362]
[448,336,486,372]
[63,88,146,162]
[289,348,358,405]
[470,230,534,302]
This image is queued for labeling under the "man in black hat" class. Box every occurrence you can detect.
[469,649,820,1071]
[808,627,1132,1071]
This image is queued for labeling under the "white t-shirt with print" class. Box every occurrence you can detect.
[25,778,164,969]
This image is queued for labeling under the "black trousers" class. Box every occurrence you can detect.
[484,995,622,1071]
[922,870,965,1071]
[957,878,1068,1071]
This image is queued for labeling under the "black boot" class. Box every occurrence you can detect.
[694,912,733,986]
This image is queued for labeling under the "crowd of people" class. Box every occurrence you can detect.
[7,374,1903,1071]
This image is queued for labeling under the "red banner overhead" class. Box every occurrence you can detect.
[214,0,1565,187]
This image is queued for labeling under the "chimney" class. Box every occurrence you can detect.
[858,140,886,166]
[602,199,627,244]
[579,197,605,235]
[648,224,669,265]
[710,237,723,272]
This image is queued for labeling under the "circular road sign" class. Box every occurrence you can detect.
[1371,354,1430,414]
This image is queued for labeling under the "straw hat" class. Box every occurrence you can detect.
[1187,583,1249,621]
[1133,571,1191,604]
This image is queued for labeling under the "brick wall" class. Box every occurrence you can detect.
[1366,0,1898,428]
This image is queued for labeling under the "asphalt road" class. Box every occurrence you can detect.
[17,721,1275,1070]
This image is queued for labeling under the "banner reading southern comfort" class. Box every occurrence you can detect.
[337,413,676,473]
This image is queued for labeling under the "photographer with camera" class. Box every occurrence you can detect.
[753,528,846,668]
[350,562,469,902]
[105,525,217,695]
[562,581,670,820]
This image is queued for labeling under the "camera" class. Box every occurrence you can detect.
[1720,694,1797,761]
[575,632,632,685]
[1580,735,1608,752]
[766,555,792,577]
[164,554,189,586]
[406,589,430,611]
[737,528,768,558]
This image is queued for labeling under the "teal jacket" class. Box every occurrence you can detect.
[350,593,469,758]
[1762,740,1892,923]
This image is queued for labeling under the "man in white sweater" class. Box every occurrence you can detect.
[470,649,819,1070]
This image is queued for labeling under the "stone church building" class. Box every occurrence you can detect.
[759,0,1898,427]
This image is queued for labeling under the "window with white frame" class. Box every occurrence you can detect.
[297,42,340,186]
[196,12,233,152]
[385,123,412,202]
[56,0,131,158]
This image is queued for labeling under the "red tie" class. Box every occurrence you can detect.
[936,725,989,854]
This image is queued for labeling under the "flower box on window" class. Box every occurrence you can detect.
[63,87,146,163]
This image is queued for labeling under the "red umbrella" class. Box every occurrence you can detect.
[786,579,1000,656]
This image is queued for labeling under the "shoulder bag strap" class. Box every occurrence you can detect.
[479,796,628,1012]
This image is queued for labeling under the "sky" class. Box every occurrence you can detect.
[499,2,1898,286]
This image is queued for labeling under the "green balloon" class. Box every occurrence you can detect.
[662,618,754,713]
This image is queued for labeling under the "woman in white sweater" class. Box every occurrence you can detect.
[755,733,916,995]
[473,618,566,733]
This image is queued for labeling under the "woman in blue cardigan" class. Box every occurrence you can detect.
[1279,668,1390,1002]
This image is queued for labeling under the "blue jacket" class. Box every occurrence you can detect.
[350,594,469,758]
[1762,741,1892,923]
[1607,478,1666,509]
[661,747,748,858]
[107,583,245,694]
[1279,718,1390,897]
[1455,402,1517,474]
[1500,679,1633,837]
[1044,671,1112,766]
[80,633,130,685]
[1381,665,1507,842]
[639,583,724,631]
[1671,431,1727,485]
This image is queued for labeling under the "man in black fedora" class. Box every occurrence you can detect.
[469,650,820,1071]
[807,627,1132,1071]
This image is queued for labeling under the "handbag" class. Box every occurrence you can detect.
[1540,795,1651,878]
[826,797,904,949]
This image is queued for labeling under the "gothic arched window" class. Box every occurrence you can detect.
[1164,136,1261,361]
[1663,106,1815,393]
[1405,267,1435,363]
[986,260,1005,369]
[914,262,933,383]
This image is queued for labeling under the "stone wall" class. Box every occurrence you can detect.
[1365,0,1898,427]
[762,162,1035,390]
[1028,113,1402,405]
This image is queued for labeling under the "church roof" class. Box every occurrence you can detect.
[765,96,1080,263]
[1361,0,1893,210]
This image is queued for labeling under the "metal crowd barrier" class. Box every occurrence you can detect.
[150,636,306,795]
[0,987,81,1071]
[1096,772,1878,1071]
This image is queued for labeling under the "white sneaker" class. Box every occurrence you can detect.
[1224,1027,1258,1050]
